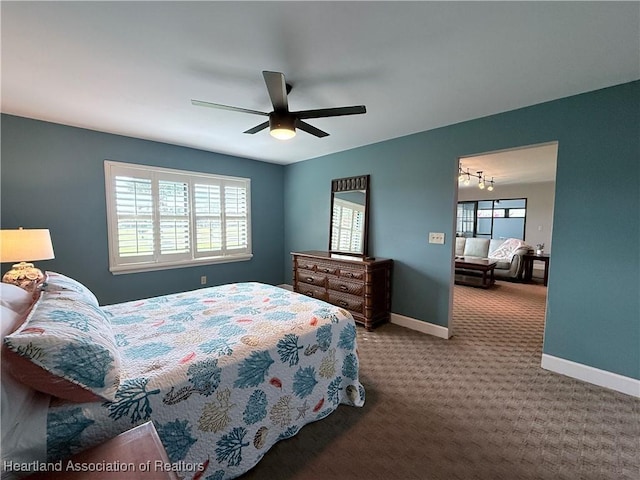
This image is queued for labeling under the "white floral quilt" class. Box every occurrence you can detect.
[46,282,365,479]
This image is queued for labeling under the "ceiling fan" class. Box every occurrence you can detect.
[191,71,366,140]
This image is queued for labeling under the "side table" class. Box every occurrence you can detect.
[24,422,180,480]
[522,253,551,286]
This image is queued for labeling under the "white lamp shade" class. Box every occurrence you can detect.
[0,229,55,263]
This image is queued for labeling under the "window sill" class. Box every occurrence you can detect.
[109,254,253,275]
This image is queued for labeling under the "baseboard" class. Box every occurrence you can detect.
[284,283,635,395]
[278,283,293,291]
[541,354,640,398]
[390,312,450,339]
[283,283,449,339]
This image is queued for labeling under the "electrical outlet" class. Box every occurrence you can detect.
[428,232,445,244]
[200,275,207,285]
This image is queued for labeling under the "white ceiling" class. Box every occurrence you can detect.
[459,142,558,188]
[2,2,638,168]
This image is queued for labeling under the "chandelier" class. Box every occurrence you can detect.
[458,164,495,191]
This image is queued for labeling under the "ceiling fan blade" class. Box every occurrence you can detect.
[295,105,366,119]
[262,71,289,111]
[296,120,329,138]
[243,121,270,134]
[191,99,268,117]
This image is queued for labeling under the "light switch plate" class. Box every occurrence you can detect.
[429,232,445,244]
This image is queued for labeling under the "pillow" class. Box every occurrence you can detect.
[1,305,24,339]
[3,289,121,402]
[42,271,99,306]
[0,283,34,314]
[1,305,50,475]
[1,305,21,337]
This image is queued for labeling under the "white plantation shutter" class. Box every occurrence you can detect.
[351,208,364,251]
[158,179,191,259]
[194,183,223,256]
[114,175,154,260]
[224,183,249,252]
[332,198,364,253]
[105,161,251,274]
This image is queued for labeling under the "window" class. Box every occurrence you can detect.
[508,208,526,218]
[105,161,251,274]
[456,198,527,239]
[331,198,365,253]
[456,202,476,237]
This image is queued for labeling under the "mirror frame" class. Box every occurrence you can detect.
[329,174,370,257]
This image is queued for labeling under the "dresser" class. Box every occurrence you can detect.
[292,251,393,331]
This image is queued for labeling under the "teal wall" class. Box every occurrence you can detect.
[1,115,285,305]
[2,82,638,381]
[284,81,639,380]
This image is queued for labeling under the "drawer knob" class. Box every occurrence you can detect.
[306,277,314,283]
[338,300,349,307]
[339,284,348,291]
[305,291,314,297]
[323,268,331,273]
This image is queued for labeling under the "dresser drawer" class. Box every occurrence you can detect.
[314,262,339,276]
[295,259,339,275]
[297,284,328,301]
[297,270,327,287]
[296,259,317,271]
[327,278,364,296]
[327,291,363,314]
[338,268,365,281]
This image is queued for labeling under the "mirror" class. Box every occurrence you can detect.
[329,175,370,257]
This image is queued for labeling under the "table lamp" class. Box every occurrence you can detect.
[0,228,55,289]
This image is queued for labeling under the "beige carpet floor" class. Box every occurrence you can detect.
[241,281,639,480]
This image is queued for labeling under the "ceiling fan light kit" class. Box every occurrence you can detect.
[192,71,366,140]
[269,113,296,140]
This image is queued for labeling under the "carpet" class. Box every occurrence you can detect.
[240,281,639,480]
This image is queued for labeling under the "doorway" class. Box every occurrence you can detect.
[450,142,558,338]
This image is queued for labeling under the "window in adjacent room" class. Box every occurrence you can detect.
[104,160,252,274]
[456,201,476,237]
[456,198,527,240]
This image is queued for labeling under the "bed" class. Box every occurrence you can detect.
[1,273,365,480]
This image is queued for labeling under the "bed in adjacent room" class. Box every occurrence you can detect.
[1,274,365,480]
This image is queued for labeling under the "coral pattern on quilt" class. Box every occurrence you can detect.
[46,282,365,479]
